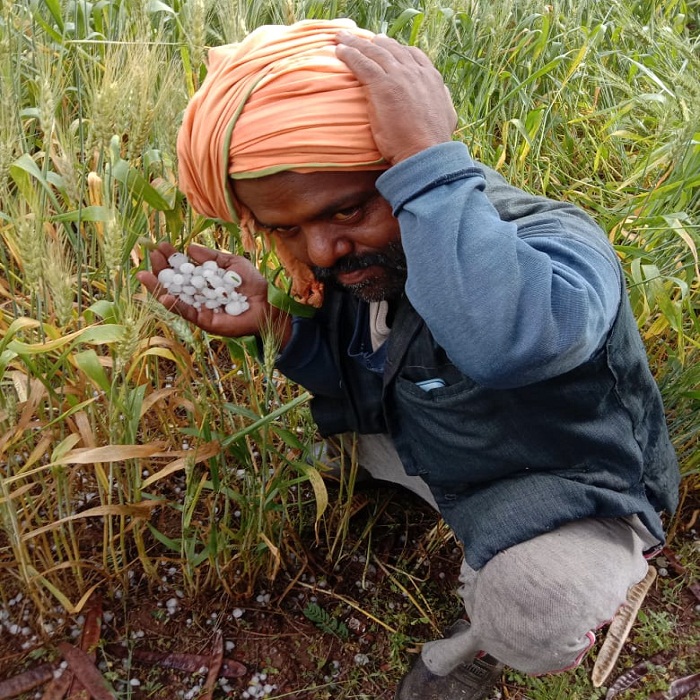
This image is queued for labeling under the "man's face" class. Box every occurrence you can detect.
[233,170,406,302]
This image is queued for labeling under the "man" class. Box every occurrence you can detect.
[138,19,680,700]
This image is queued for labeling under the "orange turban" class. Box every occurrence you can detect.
[176,19,388,305]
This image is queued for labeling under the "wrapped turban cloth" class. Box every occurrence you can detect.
[176,19,389,305]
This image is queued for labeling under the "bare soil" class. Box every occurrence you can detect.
[1,483,699,700]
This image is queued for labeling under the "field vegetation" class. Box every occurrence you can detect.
[0,0,698,698]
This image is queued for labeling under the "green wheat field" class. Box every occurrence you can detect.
[0,1,698,698]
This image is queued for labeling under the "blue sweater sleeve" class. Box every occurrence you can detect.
[376,142,622,389]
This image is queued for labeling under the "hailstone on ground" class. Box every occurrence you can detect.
[157,252,250,316]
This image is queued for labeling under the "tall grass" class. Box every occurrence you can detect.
[0,0,697,614]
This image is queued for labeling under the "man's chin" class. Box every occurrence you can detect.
[340,278,404,303]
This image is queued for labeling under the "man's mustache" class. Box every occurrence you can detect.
[312,251,406,281]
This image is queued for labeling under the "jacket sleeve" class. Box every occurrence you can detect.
[273,316,345,399]
[376,141,623,389]
[273,302,387,436]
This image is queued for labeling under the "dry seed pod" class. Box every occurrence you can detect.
[591,566,657,688]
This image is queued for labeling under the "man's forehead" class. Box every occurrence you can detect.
[232,169,382,218]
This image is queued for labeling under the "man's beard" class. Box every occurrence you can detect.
[311,242,407,302]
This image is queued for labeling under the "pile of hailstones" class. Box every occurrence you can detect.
[157,252,250,316]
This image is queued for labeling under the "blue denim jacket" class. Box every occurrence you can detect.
[276,144,681,569]
[382,290,679,569]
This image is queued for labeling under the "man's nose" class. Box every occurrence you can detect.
[304,224,352,269]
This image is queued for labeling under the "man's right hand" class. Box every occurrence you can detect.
[137,242,292,346]
[335,32,457,166]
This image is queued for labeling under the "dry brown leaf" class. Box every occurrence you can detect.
[604,650,671,699]
[23,501,162,539]
[0,664,54,699]
[142,441,221,487]
[72,411,97,449]
[0,482,35,505]
[58,643,115,700]
[58,442,168,464]
[201,632,224,700]
[592,566,657,687]
[67,594,103,698]
[40,670,73,700]
[104,645,246,678]
[137,387,177,417]
[647,673,700,699]
[14,378,46,440]
[19,434,54,472]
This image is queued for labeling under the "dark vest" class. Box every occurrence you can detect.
[310,286,680,570]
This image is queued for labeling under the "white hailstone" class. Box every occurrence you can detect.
[168,252,189,269]
[157,268,175,285]
[157,253,249,315]
[225,301,249,316]
[223,271,242,286]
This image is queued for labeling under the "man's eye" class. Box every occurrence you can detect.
[259,224,299,237]
[332,207,361,222]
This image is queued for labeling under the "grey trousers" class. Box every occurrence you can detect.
[356,434,661,676]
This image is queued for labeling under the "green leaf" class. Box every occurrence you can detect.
[9,154,62,211]
[30,6,64,43]
[52,206,114,223]
[51,434,83,463]
[267,284,316,319]
[83,300,117,324]
[146,0,176,15]
[42,0,65,30]
[109,160,173,211]
[74,349,111,393]
[388,9,423,38]
[221,391,310,448]
[272,427,304,450]
[77,325,126,345]
[6,325,124,356]
[0,317,40,356]
[146,523,182,552]
[0,349,18,379]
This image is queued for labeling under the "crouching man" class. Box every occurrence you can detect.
[138,19,680,700]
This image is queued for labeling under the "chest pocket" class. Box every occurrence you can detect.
[381,300,636,490]
[382,307,514,485]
